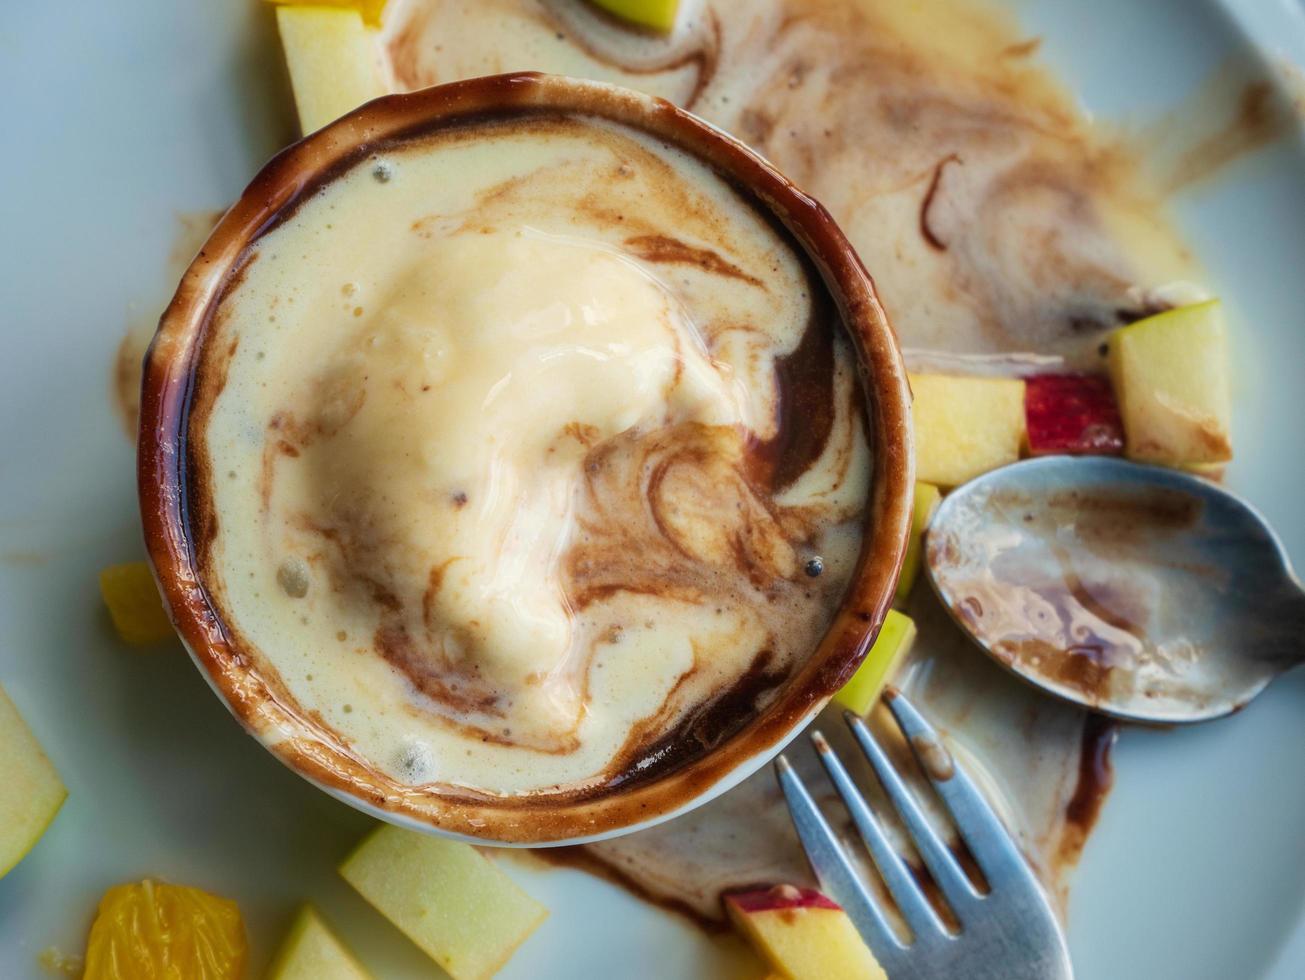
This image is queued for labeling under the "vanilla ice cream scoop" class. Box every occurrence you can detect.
[285,229,754,731]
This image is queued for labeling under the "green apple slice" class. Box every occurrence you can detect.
[267,905,372,980]
[340,825,547,980]
[1108,299,1232,466]
[276,6,387,135]
[833,610,917,716]
[588,0,681,33]
[895,482,941,603]
[0,684,67,878]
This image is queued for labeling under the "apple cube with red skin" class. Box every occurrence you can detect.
[1024,374,1124,456]
[725,885,888,980]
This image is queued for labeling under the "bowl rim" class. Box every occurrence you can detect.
[137,71,915,845]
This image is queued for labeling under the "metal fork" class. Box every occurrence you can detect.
[775,688,1073,979]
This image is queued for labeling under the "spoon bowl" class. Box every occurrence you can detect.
[925,456,1305,724]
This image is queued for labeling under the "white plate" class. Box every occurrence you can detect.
[2,1,1304,977]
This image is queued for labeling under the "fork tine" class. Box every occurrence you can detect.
[844,711,982,910]
[774,755,908,962]
[881,689,1037,885]
[811,730,950,941]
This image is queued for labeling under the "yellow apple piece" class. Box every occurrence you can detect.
[268,905,372,980]
[99,561,174,646]
[1107,299,1232,466]
[83,880,246,980]
[276,6,387,135]
[266,0,388,28]
[588,0,681,33]
[895,481,941,603]
[833,609,917,716]
[340,825,547,980]
[0,685,66,878]
[910,372,1026,487]
[725,885,888,980]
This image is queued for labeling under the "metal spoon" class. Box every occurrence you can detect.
[924,455,1305,724]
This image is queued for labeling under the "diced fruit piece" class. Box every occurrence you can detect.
[268,905,372,980]
[83,880,246,980]
[1107,300,1232,466]
[910,372,1026,487]
[276,7,387,135]
[895,481,941,602]
[266,0,388,28]
[99,561,174,646]
[588,0,681,33]
[1024,373,1124,456]
[0,685,66,878]
[834,610,917,716]
[340,825,547,980]
[725,885,888,980]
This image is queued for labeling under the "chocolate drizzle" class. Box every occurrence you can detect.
[747,294,837,491]
[605,649,789,794]
[622,234,765,287]
[920,153,962,251]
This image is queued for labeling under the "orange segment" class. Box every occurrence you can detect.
[99,562,175,646]
[84,880,247,980]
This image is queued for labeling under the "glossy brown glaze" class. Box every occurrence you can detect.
[138,73,913,843]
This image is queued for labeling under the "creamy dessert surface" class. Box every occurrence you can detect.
[198,113,870,796]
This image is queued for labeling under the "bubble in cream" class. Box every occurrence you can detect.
[395,739,434,783]
[276,557,310,598]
